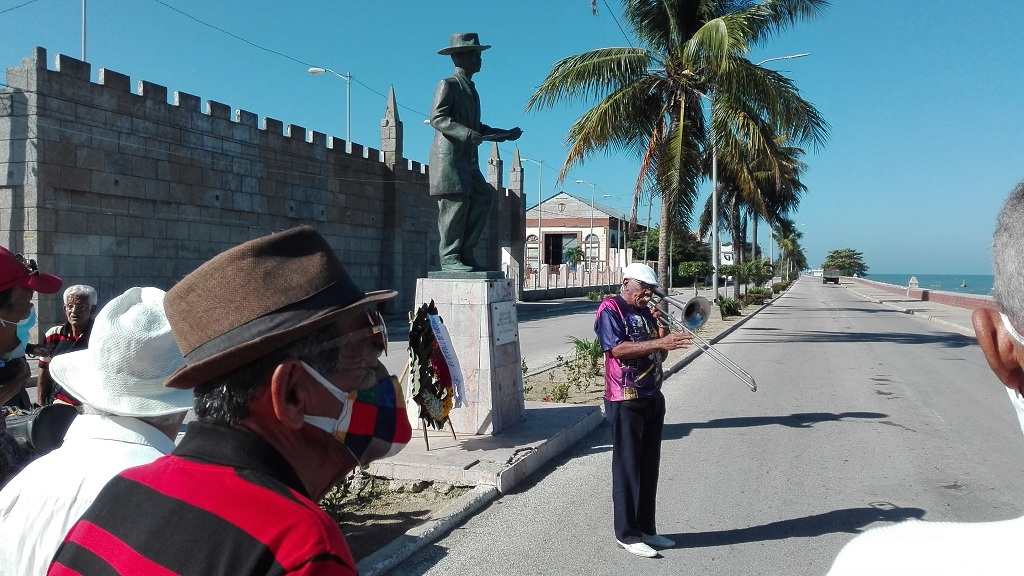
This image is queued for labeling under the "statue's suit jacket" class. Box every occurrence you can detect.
[428,70,496,198]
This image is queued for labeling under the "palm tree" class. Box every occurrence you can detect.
[528,0,830,287]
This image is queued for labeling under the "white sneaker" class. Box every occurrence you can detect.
[642,533,676,548]
[616,539,658,558]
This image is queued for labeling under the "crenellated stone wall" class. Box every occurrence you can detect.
[0,47,526,332]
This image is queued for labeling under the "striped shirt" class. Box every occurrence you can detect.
[48,421,356,575]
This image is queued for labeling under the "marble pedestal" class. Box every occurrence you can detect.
[413,277,525,435]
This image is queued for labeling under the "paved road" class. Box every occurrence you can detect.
[386,278,1024,576]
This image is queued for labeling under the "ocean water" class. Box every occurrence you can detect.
[866,274,994,296]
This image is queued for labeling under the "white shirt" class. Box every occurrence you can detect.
[827,516,1024,575]
[0,414,176,576]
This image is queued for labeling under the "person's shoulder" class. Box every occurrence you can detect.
[827,518,1024,575]
[44,324,65,338]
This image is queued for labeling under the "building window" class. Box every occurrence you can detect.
[526,234,539,243]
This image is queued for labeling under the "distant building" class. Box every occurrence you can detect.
[524,191,639,272]
[720,242,735,266]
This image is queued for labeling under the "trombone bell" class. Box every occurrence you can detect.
[682,296,712,331]
[649,293,758,392]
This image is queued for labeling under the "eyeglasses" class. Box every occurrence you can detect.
[313,309,389,360]
[13,253,38,275]
[65,303,92,312]
[631,279,655,291]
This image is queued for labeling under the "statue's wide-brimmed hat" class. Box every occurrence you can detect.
[162,226,397,390]
[438,32,491,55]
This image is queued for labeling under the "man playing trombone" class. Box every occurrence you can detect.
[594,263,693,558]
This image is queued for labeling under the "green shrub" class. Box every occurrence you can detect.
[719,298,743,317]
[772,282,787,293]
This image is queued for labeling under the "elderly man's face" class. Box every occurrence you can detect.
[622,278,654,311]
[64,295,94,330]
[312,307,389,394]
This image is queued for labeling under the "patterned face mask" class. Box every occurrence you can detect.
[300,361,412,466]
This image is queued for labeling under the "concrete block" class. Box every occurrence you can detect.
[173,91,201,112]
[98,69,130,92]
[206,100,231,120]
[54,54,90,81]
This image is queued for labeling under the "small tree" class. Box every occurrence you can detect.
[563,246,585,272]
[744,259,773,289]
[678,261,713,295]
[822,248,869,277]
[718,264,744,300]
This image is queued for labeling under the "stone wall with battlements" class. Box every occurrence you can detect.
[0,47,526,330]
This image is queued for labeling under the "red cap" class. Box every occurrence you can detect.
[0,247,62,294]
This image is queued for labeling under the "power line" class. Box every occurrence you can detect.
[0,0,44,16]
[147,0,429,120]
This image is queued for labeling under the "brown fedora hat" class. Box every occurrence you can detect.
[163,226,397,389]
[438,32,491,55]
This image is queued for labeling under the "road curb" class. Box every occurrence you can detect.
[843,286,976,338]
[356,485,499,576]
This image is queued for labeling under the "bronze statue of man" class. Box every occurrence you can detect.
[429,32,522,272]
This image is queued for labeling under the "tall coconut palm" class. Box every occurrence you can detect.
[527,0,830,287]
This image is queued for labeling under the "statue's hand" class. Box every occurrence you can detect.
[507,127,523,141]
[468,131,484,146]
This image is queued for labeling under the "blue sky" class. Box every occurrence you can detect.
[3,0,1021,275]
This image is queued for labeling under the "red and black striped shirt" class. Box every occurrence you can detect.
[48,422,356,575]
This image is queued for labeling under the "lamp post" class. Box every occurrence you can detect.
[308,67,353,150]
[81,0,87,61]
[705,52,810,300]
[602,194,623,269]
[521,157,545,272]
[575,179,597,269]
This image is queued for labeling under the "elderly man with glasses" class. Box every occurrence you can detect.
[49,226,411,576]
[594,263,693,558]
[35,284,98,407]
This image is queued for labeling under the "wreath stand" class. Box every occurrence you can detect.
[400,360,458,451]
[420,418,458,452]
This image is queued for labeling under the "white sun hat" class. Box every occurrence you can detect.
[623,263,659,287]
[49,287,192,417]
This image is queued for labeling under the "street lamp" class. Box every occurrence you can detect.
[521,157,545,270]
[602,194,624,269]
[705,52,810,300]
[575,179,597,268]
[308,67,353,150]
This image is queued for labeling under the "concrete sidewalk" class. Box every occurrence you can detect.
[840,278,982,337]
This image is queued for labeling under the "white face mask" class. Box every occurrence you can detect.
[300,361,411,466]
[999,313,1024,439]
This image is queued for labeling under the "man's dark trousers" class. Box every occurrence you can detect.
[606,394,666,543]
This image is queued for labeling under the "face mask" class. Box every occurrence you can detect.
[16,305,36,346]
[0,304,35,358]
[999,314,1024,439]
[301,361,412,466]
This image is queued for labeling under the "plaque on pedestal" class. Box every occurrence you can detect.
[412,277,525,435]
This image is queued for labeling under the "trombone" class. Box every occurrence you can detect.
[649,292,758,392]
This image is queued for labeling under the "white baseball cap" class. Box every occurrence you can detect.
[623,263,658,287]
[50,287,192,417]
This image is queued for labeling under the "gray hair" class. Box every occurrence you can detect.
[63,285,97,306]
[992,180,1024,327]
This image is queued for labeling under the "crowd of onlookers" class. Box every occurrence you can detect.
[0,226,410,575]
